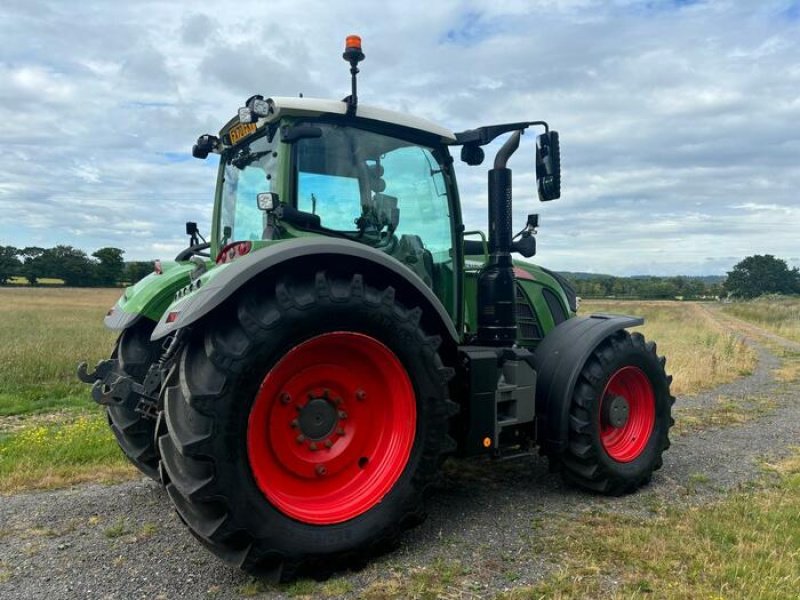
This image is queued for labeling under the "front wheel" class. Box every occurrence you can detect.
[107,320,161,481]
[158,271,456,579]
[557,330,674,495]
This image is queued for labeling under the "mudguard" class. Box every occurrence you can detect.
[104,262,195,331]
[532,313,644,456]
[151,237,460,344]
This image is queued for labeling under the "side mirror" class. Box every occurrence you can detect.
[536,131,560,201]
[192,134,218,160]
[257,192,279,211]
[185,221,199,236]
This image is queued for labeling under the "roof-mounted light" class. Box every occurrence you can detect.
[238,106,255,124]
[342,34,365,116]
[344,35,363,56]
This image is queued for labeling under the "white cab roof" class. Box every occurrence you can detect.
[264,96,456,143]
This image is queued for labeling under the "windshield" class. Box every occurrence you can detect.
[295,124,453,262]
[219,130,278,244]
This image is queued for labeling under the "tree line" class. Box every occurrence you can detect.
[563,273,724,300]
[563,255,799,300]
[1,244,798,299]
[0,245,152,287]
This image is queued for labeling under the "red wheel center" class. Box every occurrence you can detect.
[599,366,655,462]
[247,332,416,525]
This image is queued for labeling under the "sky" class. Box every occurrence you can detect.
[1,0,798,276]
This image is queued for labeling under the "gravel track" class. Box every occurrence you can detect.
[2,306,799,599]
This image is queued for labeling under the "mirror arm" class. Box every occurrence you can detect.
[454,120,549,146]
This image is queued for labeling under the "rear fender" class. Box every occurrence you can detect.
[151,238,460,347]
[532,314,644,456]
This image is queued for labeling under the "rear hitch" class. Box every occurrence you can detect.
[76,359,160,419]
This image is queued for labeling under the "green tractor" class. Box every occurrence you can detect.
[79,36,674,580]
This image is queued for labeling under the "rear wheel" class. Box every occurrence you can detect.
[158,271,456,580]
[107,320,161,481]
[558,330,674,495]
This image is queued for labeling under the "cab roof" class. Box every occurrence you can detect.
[226,96,457,144]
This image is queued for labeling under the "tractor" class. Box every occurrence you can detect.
[78,36,674,580]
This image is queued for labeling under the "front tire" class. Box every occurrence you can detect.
[158,271,456,579]
[558,330,674,495]
[107,320,161,481]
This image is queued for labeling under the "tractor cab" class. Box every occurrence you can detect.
[199,99,463,320]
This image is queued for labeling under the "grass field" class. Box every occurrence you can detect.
[0,288,131,492]
[581,300,756,397]
[0,291,762,494]
[721,295,800,344]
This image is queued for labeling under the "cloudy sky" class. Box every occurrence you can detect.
[1,0,798,275]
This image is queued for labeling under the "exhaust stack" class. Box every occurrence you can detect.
[477,131,521,346]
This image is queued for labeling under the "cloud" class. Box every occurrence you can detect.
[0,0,798,275]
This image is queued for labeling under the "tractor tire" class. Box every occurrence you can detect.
[158,271,456,580]
[107,320,162,481]
[557,330,674,495]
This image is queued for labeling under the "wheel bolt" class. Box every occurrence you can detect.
[309,442,318,451]
[279,392,291,405]
[324,440,333,448]
[322,388,330,398]
[336,427,345,436]
[355,389,366,401]
[334,397,343,406]
[315,464,327,476]
[338,411,348,419]
[290,418,299,428]
[296,434,305,443]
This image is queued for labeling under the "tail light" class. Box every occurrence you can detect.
[216,241,252,265]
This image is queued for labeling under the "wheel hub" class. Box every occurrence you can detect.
[602,394,630,428]
[247,332,417,525]
[298,397,338,440]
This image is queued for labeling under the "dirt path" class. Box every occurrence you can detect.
[2,309,799,599]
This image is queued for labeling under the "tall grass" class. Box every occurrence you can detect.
[721,296,800,344]
[582,301,756,396]
[0,288,119,415]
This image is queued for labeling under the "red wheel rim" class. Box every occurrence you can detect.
[247,332,416,525]
[599,366,655,462]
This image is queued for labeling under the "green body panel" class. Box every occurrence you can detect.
[463,249,573,347]
[114,261,195,322]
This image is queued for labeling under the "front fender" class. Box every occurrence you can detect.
[532,314,644,456]
[104,262,195,330]
[151,238,460,344]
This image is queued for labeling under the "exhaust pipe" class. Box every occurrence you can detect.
[477,131,521,346]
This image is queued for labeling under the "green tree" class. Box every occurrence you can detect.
[20,246,46,285]
[724,254,800,299]
[0,245,22,284]
[125,261,154,284]
[24,246,96,286]
[92,247,125,286]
